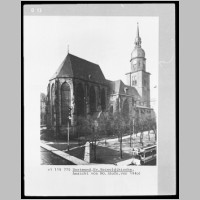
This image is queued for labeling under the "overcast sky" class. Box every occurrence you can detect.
[24,16,158,110]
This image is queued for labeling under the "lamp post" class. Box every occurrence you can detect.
[67,120,69,150]
[67,106,72,151]
[129,120,132,147]
[94,120,98,161]
[130,117,135,147]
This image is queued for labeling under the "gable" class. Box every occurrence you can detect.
[50,53,106,84]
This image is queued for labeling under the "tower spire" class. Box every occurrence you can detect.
[137,22,140,38]
[134,22,141,47]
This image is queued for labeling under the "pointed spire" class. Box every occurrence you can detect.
[137,22,140,38]
[134,22,141,47]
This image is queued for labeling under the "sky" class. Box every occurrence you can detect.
[24,16,158,111]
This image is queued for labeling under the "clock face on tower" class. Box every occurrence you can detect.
[133,59,137,65]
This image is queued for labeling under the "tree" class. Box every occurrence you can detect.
[97,113,108,145]
[145,113,157,142]
[134,117,139,136]
[112,112,126,158]
[76,115,101,161]
[138,118,145,145]
[151,117,157,141]
[76,116,93,138]
[145,116,153,141]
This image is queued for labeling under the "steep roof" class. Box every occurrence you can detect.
[108,79,141,98]
[50,53,106,84]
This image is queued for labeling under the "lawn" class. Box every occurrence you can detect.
[90,145,132,164]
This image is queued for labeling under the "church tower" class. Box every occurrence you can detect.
[126,23,151,107]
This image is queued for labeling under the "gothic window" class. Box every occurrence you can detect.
[61,82,71,125]
[101,88,106,111]
[122,99,129,120]
[89,86,96,114]
[76,83,85,116]
[51,84,55,125]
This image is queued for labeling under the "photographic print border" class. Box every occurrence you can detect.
[21,1,179,199]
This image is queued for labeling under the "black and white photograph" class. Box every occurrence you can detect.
[23,2,177,197]
[38,19,158,166]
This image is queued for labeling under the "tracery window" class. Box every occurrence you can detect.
[61,82,71,125]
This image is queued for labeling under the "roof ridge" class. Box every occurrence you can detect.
[69,53,99,66]
[50,53,106,83]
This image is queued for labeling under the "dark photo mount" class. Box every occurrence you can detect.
[21,1,179,199]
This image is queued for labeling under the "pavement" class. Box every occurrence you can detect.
[40,147,75,165]
[41,142,88,165]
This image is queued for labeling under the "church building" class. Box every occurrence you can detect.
[45,23,153,136]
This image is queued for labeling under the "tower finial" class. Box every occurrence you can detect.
[67,44,69,54]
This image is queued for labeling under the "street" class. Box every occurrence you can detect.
[40,147,75,165]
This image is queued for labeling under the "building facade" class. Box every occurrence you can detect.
[45,24,154,136]
[40,93,47,126]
